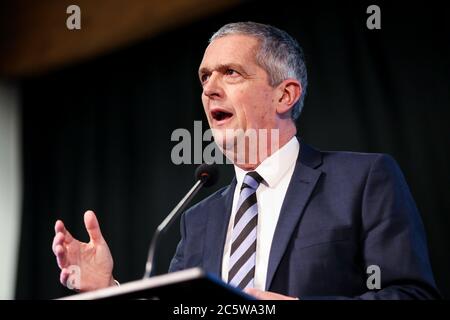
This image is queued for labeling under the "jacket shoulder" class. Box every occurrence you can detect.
[183,184,232,219]
[320,149,398,170]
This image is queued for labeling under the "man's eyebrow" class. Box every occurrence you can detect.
[198,66,210,77]
[198,63,248,77]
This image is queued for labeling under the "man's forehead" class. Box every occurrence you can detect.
[199,35,259,70]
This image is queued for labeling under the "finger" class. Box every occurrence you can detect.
[66,266,81,291]
[52,232,65,255]
[244,288,258,294]
[55,220,74,243]
[244,288,297,300]
[55,244,68,269]
[60,268,70,287]
[244,288,259,295]
[84,210,104,243]
[244,288,266,299]
[54,220,65,234]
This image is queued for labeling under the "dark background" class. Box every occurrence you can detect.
[14,0,450,299]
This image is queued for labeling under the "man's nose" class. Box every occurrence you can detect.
[203,72,224,100]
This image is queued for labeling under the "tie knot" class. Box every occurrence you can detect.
[241,171,264,191]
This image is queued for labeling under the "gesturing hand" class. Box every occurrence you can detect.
[52,210,115,291]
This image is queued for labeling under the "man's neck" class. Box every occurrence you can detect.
[234,126,297,171]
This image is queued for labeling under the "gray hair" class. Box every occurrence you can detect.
[210,22,308,120]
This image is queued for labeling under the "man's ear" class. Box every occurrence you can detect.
[276,79,302,115]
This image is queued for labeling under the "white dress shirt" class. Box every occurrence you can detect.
[221,136,300,290]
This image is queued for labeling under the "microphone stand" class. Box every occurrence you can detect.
[142,177,206,279]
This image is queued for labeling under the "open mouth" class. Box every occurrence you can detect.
[211,109,233,123]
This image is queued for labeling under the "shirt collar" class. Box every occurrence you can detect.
[234,136,300,189]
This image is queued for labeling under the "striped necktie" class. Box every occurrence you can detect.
[228,171,263,289]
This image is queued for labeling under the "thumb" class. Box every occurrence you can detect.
[84,210,104,243]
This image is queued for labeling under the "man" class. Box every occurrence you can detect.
[52,22,439,299]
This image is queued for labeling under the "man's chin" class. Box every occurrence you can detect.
[211,128,234,151]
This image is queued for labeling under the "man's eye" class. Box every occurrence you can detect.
[225,69,239,76]
[201,74,210,83]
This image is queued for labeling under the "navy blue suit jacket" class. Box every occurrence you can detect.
[169,142,439,299]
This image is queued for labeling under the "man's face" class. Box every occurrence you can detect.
[198,34,279,149]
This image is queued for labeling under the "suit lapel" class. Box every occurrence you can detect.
[265,142,323,290]
[202,178,236,276]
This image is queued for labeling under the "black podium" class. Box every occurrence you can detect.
[58,268,253,301]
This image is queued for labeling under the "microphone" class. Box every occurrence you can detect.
[143,163,219,278]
